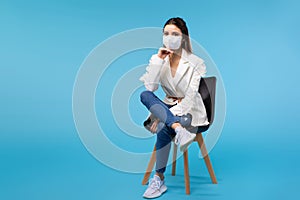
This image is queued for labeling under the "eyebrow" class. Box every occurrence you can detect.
[163,31,181,34]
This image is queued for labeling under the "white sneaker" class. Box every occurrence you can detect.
[174,127,196,152]
[143,175,167,199]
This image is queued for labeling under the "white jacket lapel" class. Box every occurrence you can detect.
[160,58,177,92]
[172,49,191,88]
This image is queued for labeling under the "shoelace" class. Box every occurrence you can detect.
[148,178,161,190]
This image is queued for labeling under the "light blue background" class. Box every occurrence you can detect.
[1,0,300,199]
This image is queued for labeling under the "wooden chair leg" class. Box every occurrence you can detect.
[183,150,190,195]
[142,145,156,185]
[196,133,218,184]
[171,143,177,176]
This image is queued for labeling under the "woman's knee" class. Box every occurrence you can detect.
[140,90,154,104]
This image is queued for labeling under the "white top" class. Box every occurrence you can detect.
[140,49,209,127]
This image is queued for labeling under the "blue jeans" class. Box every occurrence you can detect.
[140,90,190,174]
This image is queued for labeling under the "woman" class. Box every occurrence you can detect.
[140,17,208,198]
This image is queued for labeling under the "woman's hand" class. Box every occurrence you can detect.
[157,47,173,59]
[150,119,160,133]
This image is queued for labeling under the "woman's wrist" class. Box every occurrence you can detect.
[150,54,165,65]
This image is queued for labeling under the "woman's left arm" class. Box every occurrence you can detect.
[169,61,206,115]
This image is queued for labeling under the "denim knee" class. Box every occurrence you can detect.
[140,90,154,105]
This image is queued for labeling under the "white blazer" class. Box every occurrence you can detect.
[140,49,209,127]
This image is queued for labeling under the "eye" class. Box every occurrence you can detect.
[172,32,181,36]
[163,31,169,36]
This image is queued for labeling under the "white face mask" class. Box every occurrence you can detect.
[163,35,182,50]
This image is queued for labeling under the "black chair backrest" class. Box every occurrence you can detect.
[198,77,217,126]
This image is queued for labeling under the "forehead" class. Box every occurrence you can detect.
[163,24,182,33]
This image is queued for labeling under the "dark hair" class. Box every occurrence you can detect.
[163,17,192,53]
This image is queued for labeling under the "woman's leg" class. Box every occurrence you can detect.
[143,126,171,199]
[141,90,196,152]
[140,90,180,128]
[155,124,176,176]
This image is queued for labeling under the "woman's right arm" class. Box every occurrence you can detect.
[139,48,172,92]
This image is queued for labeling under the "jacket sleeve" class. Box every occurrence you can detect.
[169,61,207,115]
[139,54,165,92]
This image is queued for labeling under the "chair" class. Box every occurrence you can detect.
[141,76,218,195]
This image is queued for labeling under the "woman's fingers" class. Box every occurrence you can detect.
[150,119,159,133]
[160,47,173,54]
[150,122,156,133]
[157,47,173,59]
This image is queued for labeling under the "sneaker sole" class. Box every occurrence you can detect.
[143,185,167,199]
[160,185,167,194]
